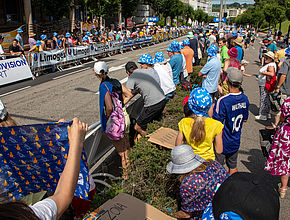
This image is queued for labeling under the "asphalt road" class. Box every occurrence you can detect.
[239,36,289,219]
[0,37,186,126]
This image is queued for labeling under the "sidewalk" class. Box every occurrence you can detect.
[238,38,289,219]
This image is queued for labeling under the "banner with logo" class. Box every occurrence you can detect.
[0,121,89,201]
[0,57,34,86]
[0,28,18,50]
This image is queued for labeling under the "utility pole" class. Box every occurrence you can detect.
[118,2,122,27]
[218,0,223,30]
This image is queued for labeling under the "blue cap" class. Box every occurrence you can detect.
[188,87,213,117]
[138,54,155,65]
[40,34,47,40]
[285,46,290,56]
[53,32,58,37]
[17,28,23,33]
[95,31,98,35]
[66,33,71,38]
[232,31,237,36]
[82,36,88,42]
[36,40,42,47]
[183,39,190,46]
[154,52,166,63]
[207,45,218,57]
[202,202,243,220]
[86,31,91,36]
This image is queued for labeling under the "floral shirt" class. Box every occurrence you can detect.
[180,161,229,216]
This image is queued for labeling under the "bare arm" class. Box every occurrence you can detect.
[175,131,185,146]
[122,84,134,105]
[104,92,113,118]
[262,66,275,77]
[49,118,88,219]
[275,74,287,93]
[214,132,223,154]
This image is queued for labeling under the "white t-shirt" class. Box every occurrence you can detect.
[30,198,57,220]
[154,63,176,95]
[181,54,188,78]
[258,62,277,86]
[0,44,4,55]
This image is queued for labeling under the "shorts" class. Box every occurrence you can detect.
[215,151,239,169]
[137,99,166,130]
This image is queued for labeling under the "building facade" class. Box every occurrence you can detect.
[180,0,212,13]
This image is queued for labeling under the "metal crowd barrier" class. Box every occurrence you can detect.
[27,29,190,76]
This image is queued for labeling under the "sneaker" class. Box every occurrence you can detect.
[268,114,271,119]
[255,115,267,120]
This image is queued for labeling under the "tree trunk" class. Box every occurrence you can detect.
[279,22,282,31]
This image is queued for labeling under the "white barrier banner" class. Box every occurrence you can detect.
[0,57,34,86]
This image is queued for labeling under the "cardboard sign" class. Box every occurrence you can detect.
[1,28,17,50]
[147,127,178,150]
[84,193,176,220]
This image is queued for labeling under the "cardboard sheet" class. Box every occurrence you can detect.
[84,193,176,220]
[147,127,179,149]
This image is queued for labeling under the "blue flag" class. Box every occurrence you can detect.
[0,121,89,201]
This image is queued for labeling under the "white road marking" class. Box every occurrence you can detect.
[109,64,126,72]
[0,86,31,97]
[119,57,128,60]
[53,67,90,80]
[95,77,128,95]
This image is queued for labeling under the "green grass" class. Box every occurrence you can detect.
[84,61,206,219]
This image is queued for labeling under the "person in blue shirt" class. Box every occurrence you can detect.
[233,37,244,61]
[198,45,221,102]
[213,68,249,175]
[15,28,24,51]
[168,41,183,85]
[267,37,277,53]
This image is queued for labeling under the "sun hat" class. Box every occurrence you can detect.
[154,52,166,63]
[227,67,243,84]
[234,37,243,46]
[17,28,23,33]
[183,39,190,46]
[268,37,273,41]
[0,99,7,121]
[65,33,71,38]
[94,61,108,75]
[202,172,280,220]
[167,44,174,52]
[29,32,36,37]
[40,34,47,40]
[285,46,290,56]
[138,54,155,65]
[86,31,90,36]
[166,144,205,174]
[53,32,58,37]
[187,31,194,38]
[206,45,218,57]
[188,87,213,117]
[227,47,238,58]
[232,30,237,36]
[82,36,88,42]
[170,41,181,52]
[263,51,275,60]
[95,31,98,35]
[35,40,42,47]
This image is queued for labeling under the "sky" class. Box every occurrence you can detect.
[212,0,255,4]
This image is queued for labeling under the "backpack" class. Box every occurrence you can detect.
[181,81,192,91]
[103,83,125,140]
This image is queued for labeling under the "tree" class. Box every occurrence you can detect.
[121,0,140,26]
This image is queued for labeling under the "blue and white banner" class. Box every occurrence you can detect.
[0,121,89,201]
[0,57,34,86]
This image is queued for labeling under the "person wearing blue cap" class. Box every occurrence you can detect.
[154,52,176,100]
[52,32,59,50]
[29,40,42,53]
[16,28,24,51]
[40,34,47,51]
[267,37,277,53]
[138,54,160,84]
[63,33,73,50]
[167,41,183,85]
[175,87,224,161]
[198,45,221,102]
[181,39,194,74]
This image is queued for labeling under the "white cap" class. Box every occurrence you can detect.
[94,61,108,75]
[0,99,7,121]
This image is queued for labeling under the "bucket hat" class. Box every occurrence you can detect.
[166,144,205,174]
[53,32,58,37]
[154,52,166,63]
[187,31,194,38]
[29,32,36,37]
[65,33,71,38]
[138,54,155,65]
[35,40,42,47]
[183,39,190,46]
[170,41,181,52]
[86,31,91,36]
[232,30,237,36]
[17,28,23,33]
[188,87,213,117]
[285,46,290,56]
[202,172,280,220]
[206,45,218,57]
[40,34,47,40]
[263,51,275,60]
[227,47,238,58]
[234,37,243,46]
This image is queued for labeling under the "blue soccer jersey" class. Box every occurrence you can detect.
[213,93,249,154]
